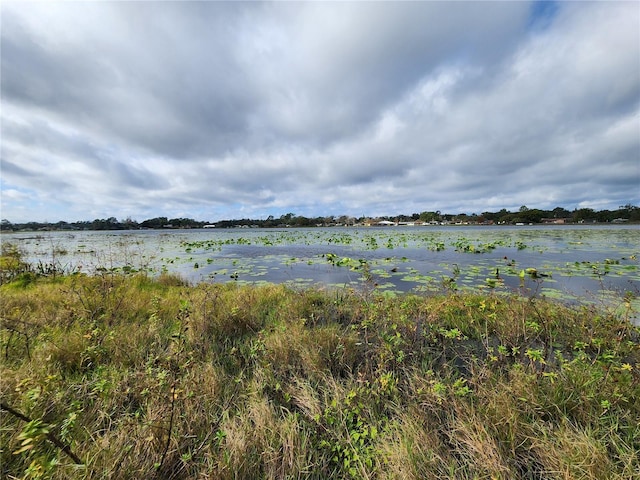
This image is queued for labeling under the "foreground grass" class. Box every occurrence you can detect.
[1,272,638,479]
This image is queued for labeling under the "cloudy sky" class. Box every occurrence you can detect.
[1,1,639,223]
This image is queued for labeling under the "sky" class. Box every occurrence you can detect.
[1,1,639,223]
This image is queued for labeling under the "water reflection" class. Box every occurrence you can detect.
[5,226,639,316]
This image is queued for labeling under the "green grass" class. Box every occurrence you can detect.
[1,269,638,479]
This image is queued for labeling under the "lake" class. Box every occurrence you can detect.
[3,225,639,315]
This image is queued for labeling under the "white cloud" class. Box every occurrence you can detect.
[1,1,638,222]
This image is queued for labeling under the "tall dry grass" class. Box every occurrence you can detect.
[1,272,638,479]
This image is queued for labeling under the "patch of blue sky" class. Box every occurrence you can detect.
[1,181,35,201]
[527,0,560,31]
[0,182,39,221]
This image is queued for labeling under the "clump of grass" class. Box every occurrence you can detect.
[1,273,638,479]
[0,242,33,286]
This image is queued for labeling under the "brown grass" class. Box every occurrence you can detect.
[1,273,638,479]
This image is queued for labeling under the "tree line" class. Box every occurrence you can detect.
[1,205,638,232]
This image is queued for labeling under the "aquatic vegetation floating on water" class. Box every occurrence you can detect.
[5,227,639,315]
[520,268,551,279]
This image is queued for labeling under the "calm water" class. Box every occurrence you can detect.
[3,225,639,315]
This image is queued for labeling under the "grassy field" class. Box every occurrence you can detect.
[1,247,639,479]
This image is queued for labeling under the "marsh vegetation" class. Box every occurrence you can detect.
[0,229,638,479]
[4,226,639,310]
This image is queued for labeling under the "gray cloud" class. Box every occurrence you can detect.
[1,1,638,222]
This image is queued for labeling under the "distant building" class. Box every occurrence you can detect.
[541,218,571,224]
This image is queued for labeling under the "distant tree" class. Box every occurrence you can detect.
[295,216,312,227]
[481,211,498,221]
[419,211,441,223]
[616,204,640,221]
[518,208,544,223]
[121,217,139,229]
[92,218,108,230]
[552,207,571,218]
[280,213,295,225]
[595,210,612,222]
[73,221,92,230]
[140,217,169,229]
[573,208,595,223]
[260,215,275,228]
[495,209,514,224]
[167,218,203,228]
[54,221,72,230]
